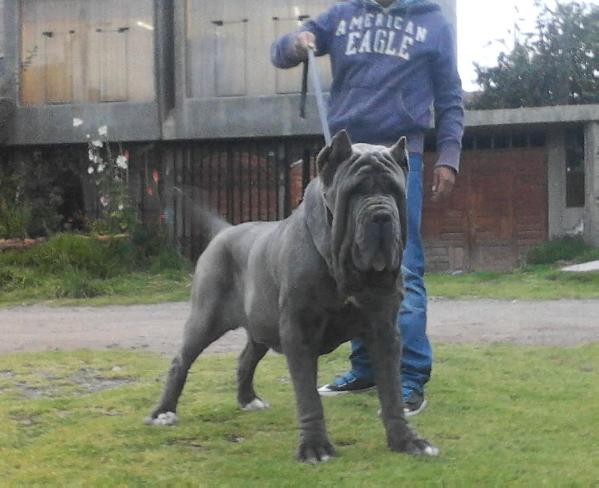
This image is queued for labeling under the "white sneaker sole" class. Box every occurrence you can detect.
[404,398,428,417]
[375,399,428,417]
[318,384,376,397]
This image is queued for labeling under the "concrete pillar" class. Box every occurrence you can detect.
[1,0,16,101]
[547,128,566,238]
[583,121,599,246]
[0,0,5,72]
[547,128,585,237]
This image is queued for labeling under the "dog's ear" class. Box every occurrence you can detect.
[316,130,353,186]
[389,136,409,176]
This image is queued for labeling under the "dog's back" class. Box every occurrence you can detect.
[189,219,284,343]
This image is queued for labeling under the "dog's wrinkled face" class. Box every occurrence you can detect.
[316,131,408,291]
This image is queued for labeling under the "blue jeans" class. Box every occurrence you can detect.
[349,153,432,394]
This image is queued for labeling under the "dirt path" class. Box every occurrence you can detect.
[1,298,598,355]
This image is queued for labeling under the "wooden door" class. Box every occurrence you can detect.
[423,147,548,271]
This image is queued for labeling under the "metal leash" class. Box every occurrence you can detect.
[300,47,332,145]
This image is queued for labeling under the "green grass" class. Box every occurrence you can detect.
[427,237,599,300]
[0,270,191,307]
[427,265,599,300]
[2,266,598,307]
[0,345,597,486]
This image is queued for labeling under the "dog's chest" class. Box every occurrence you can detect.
[318,303,366,355]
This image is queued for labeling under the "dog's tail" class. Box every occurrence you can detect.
[194,206,230,241]
[174,187,231,251]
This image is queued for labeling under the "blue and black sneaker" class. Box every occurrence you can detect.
[317,371,376,396]
[374,388,428,417]
[403,389,427,417]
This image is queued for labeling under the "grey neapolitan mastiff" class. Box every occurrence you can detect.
[146,130,439,462]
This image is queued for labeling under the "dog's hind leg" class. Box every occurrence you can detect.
[237,339,269,411]
[145,237,246,426]
[145,303,231,426]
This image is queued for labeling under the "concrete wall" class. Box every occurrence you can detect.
[169,0,332,141]
[168,0,457,142]
[547,128,584,237]
[0,0,12,143]
[584,122,599,246]
[4,0,460,145]
[466,105,599,128]
[535,117,599,246]
[3,0,169,145]
[1,0,12,93]
[0,0,5,62]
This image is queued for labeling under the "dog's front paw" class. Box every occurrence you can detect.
[390,432,439,457]
[240,397,270,411]
[144,411,178,426]
[404,437,440,457]
[297,437,336,464]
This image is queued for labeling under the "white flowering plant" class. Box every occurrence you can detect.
[76,120,135,234]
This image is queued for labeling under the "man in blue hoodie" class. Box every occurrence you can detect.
[271,0,464,416]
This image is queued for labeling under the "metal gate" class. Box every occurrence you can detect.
[161,137,324,259]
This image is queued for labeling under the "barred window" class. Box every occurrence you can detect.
[20,0,155,105]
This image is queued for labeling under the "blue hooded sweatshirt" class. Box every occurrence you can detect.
[271,0,464,171]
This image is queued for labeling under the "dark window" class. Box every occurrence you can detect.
[476,134,492,150]
[512,133,528,148]
[530,131,546,147]
[461,135,474,150]
[565,128,585,208]
[493,134,510,149]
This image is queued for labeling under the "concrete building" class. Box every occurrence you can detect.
[1,0,598,269]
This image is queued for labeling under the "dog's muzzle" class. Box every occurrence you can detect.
[352,200,402,273]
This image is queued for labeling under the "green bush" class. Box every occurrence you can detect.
[0,232,192,303]
[0,153,75,239]
[526,236,597,265]
[0,234,135,279]
[0,232,190,278]
[54,267,106,299]
[129,223,169,260]
[0,204,31,239]
[148,249,189,274]
[578,247,599,263]
[0,268,39,291]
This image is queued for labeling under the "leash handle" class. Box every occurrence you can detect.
[299,47,332,145]
[300,56,309,119]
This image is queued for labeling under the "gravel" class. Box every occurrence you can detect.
[0,298,598,356]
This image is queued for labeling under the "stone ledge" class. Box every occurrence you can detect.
[466,104,599,128]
